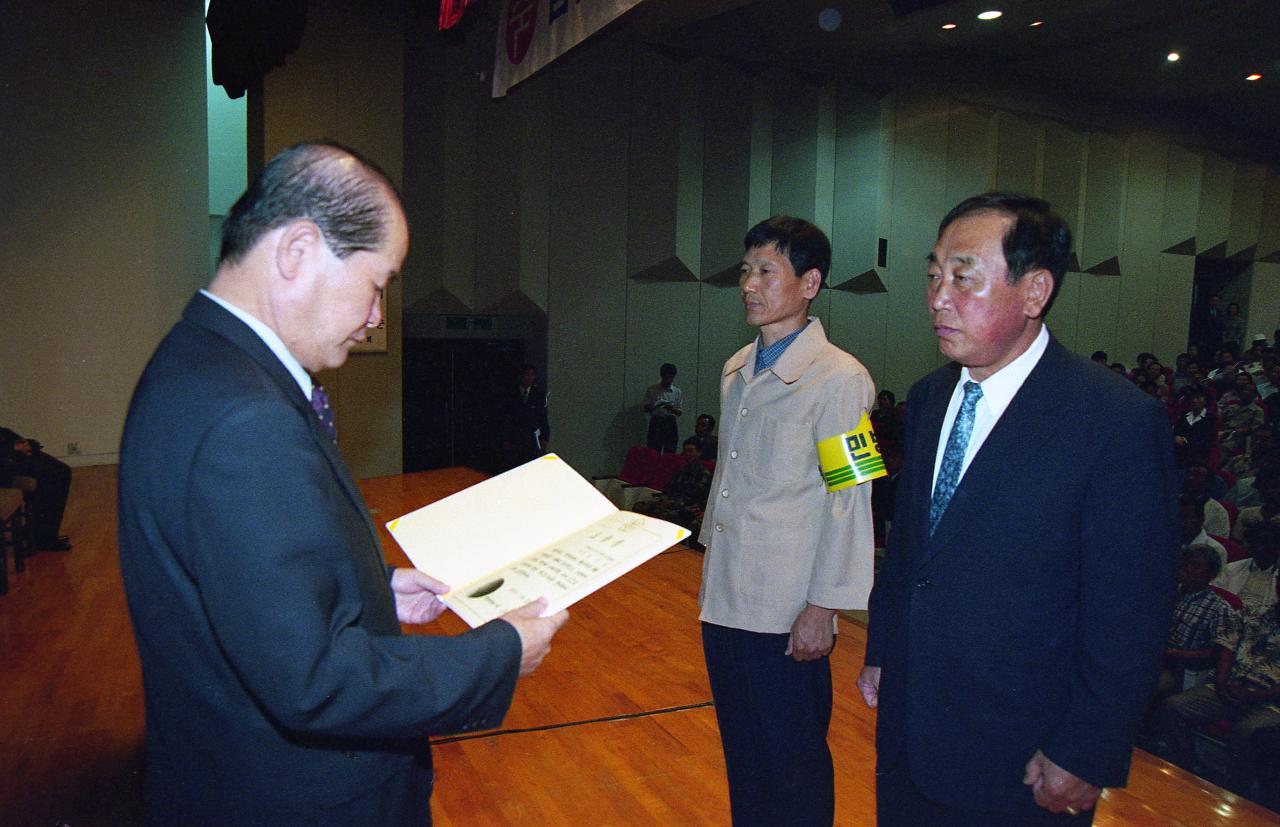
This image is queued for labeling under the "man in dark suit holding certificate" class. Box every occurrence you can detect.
[118,142,567,825]
[858,194,1177,824]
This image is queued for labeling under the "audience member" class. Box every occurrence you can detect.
[1158,597,1280,792]
[0,426,72,550]
[1154,544,1234,701]
[1232,467,1280,542]
[1217,522,1280,616]
[869,389,903,447]
[1173,392,1215,469]
[1172,353,1193,391]
[1208,346,1239,392]
[1181,494,1228,571]
[642,362,683,454]
[1090,350,1108,366]
[691,413,718,461]
[633,437,712,538]
[1183,461,1230,538]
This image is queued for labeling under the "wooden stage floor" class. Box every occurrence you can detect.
[1,465,1276,825]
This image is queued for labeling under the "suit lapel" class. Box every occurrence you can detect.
[921,340,1072,564]
[184,295,384,553]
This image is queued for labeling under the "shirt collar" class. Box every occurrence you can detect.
[726,316,827,384]
[754,319,811,374]
[959,324,1050,419]
[200,289,312,398]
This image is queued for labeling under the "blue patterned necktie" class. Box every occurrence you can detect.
[930,380,983,534]
[310,383,337,443]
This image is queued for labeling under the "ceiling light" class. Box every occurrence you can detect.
[941,22,957,29]
[977,10,1003,21]
[818,8,842,32]
[1247,73,1263,81]
[1167,52,1180,62]
[1029,20,1043,27]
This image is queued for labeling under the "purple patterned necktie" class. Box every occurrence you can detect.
[310,383,337,443]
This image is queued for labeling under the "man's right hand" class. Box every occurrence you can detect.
[857,665,881,708]
[500,598,569,676]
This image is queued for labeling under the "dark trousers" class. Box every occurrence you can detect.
[15,450,71,544]
[701,622,834,826]
[876,758,1095,826]
[646,416,677,454]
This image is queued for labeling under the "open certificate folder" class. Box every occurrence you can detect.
[386,454,689,627]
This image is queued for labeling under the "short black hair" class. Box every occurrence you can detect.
[697,413,715,427]
[1244,519,1280,548]
[938,193,1072,311]
[744,215,832,287]
[878,389,896,406]
[1182,544,1223,579]
[219,142,399,266]
[660,363,677,378]
[682,437,701,450]
[1091,350,1108,362]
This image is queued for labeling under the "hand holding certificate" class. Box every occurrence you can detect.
[387,454,689,627]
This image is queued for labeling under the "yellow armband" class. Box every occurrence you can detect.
[816,411,887,491]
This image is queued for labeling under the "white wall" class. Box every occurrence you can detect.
[0,2,209,465]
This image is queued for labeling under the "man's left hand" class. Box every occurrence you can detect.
[390,568,450,625]
[1023,749,1100,815]
[785,603,836,662]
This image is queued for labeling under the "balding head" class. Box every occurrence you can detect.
[218,143,401,267]
[209,143,409,374]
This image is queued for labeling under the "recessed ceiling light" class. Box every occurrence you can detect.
[941,22,957,30]
[1247,73,1263,81]
[977,10,1003,20]
[1029,20,1043,27]
[818,8,843,32]
[1167,52,1180,62]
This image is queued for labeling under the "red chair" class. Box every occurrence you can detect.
[647,453,687,492]
[1209,584,1244,611]
[1208,534,1246,563]
[617,445,659,485]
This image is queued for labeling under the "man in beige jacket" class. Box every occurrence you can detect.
[699,215,877,826]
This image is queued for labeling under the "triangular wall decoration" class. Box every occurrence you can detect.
[1198,240,1229,259]
[1162,237,1197,255]
[704,261,743,287]
[479,290,547,316]
[628,255,698,283]
[405,287,473,315]
[1229,244,1258,262]
[832,269,888,294]
[1084,256,1122,276]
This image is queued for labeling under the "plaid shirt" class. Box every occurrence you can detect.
[1216,605,1280,692]
[1168,588,1233,651]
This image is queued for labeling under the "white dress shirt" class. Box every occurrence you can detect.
[201,289,312,398]
[931,325,1050,495]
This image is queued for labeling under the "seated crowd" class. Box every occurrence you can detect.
[1098,342,1280,803]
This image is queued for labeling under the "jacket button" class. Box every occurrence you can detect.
[715,524,723,532]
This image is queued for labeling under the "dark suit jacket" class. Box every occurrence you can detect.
[118,294,522,826]
[865,336,1178,812]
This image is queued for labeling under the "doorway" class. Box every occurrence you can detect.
[403,338,525,473]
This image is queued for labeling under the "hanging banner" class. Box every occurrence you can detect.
[493,0,645,98]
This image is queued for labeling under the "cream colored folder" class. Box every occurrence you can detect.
[386,454,689,628]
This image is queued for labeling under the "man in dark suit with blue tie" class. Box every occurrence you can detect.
[118,143,567,825]
[858,194,1178,824]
